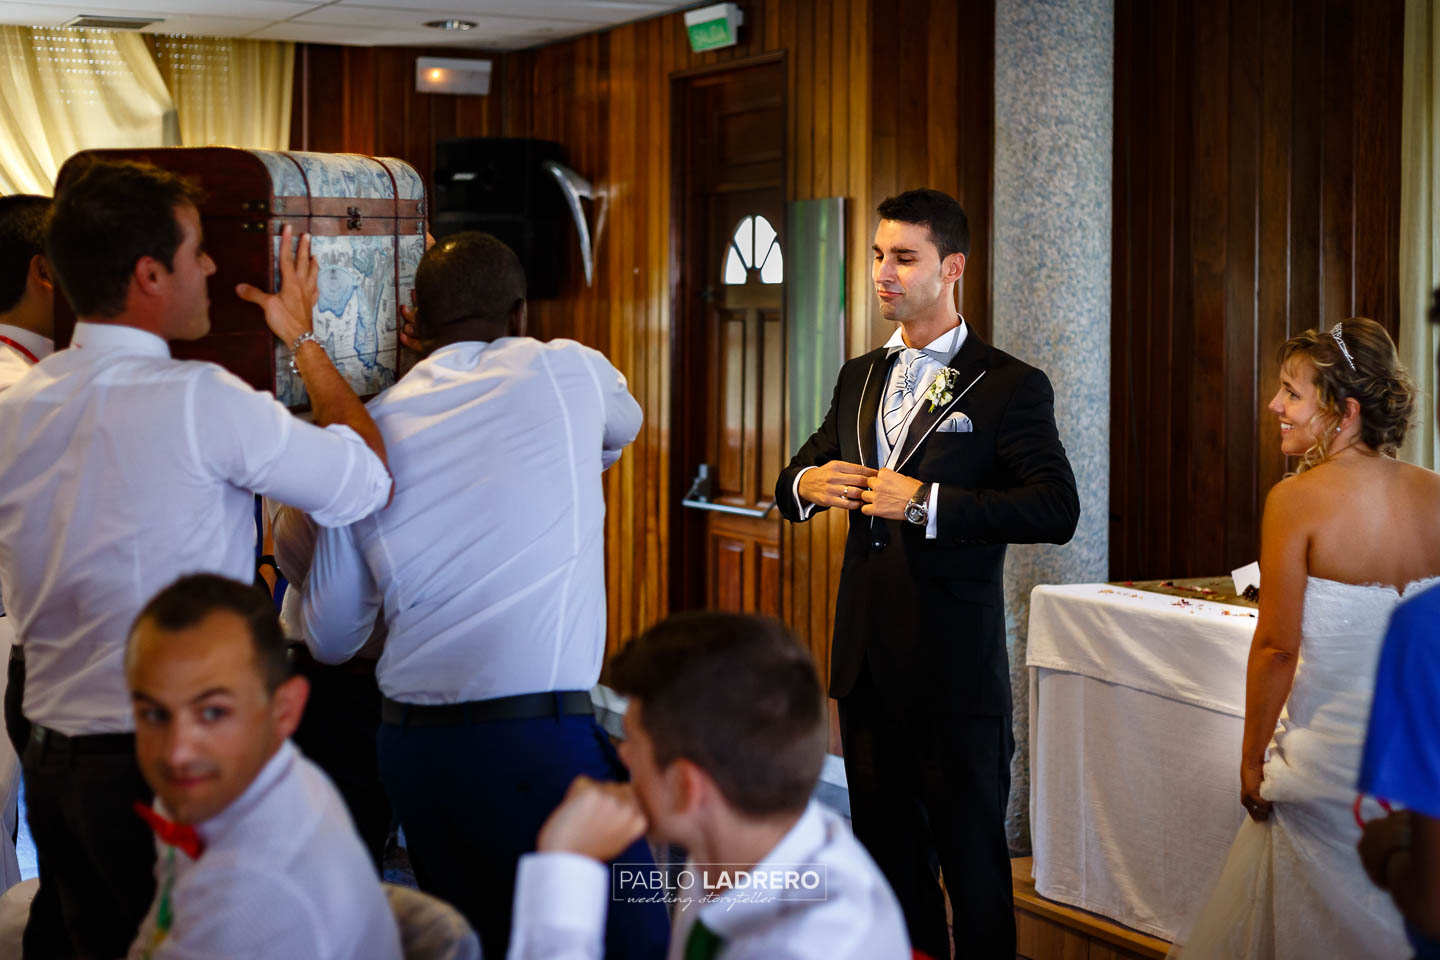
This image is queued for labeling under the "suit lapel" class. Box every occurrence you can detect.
[894,331,991,471]
[854,349,892,469]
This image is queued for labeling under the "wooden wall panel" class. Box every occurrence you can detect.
[290,44,500,196]
[1111,0,1405,580]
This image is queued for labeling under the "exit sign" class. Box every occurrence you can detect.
[685,3,744,53]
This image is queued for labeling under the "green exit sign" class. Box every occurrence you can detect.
[685,3,743,53]
[688,18,734,51]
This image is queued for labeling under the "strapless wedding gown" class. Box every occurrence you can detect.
[1171,576,1435,960]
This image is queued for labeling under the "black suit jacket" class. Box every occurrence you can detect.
[776,329,1080,716]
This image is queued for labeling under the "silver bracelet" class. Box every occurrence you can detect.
[289,331,322,375]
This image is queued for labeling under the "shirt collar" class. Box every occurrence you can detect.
[181,740,296,848]
[698,801,829,936]
[884,317,967,366]
[70,321,170,359]
[0,323,54,362]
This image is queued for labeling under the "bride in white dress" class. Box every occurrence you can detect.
[1173,318,1440,960]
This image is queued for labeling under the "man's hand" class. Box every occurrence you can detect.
[1359,810,1412,889]
[537,776,648,863]
[797,461,879,511]
[398,302,424,355]
[237,225,317,348]
[860,468,924,520]
[1240,759,1272,822]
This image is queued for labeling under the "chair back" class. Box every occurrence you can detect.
[384,882,482,960]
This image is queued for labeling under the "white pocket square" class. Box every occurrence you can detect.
[936,411,973,433]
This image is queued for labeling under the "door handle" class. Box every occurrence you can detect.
[681,463,774,518]
[681,498,775,518]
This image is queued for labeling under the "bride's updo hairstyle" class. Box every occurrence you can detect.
[1277,317,1415,470]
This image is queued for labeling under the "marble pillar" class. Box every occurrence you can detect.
[992,0,1113,851]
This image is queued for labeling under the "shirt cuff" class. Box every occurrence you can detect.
[925,483,940,540]
[793,467,819,520]
[510,852,610,952]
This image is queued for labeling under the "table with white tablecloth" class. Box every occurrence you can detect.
[1025,583,1259,941]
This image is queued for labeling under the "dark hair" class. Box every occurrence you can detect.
[414,231,526,336]
[610,612,825,817]
[0,195,51,314]
[1277,317,1415,470]
[876,188,971,259]
[131,574,290,692]
[47,159,205,318]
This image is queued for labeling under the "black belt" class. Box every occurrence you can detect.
[29,724,134,756]
[381,690,593,727]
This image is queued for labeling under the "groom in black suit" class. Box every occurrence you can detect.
[776,189,1079,959]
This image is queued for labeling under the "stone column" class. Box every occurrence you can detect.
[992,0,1113,851]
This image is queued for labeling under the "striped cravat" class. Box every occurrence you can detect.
[881,348,923,450]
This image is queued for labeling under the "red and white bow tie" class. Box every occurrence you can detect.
[133,802,205,860]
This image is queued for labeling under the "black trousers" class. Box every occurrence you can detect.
[21,727,156,960]
[838,660,1016,960]
[291,651,391,870]
[5,644,25,761]
[378,710,670,960]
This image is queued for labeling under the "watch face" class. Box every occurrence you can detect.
[904,502,926,524]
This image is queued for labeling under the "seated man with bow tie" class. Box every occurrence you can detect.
[508,612,911,960]
[124,574,402,960]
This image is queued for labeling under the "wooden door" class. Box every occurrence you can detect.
[671,60,786,617]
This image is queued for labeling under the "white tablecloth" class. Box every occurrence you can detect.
[1026,583,1258,941]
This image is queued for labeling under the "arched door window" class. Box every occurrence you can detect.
[723,215,783,285]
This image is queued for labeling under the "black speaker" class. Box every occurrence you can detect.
[433,138,568,299]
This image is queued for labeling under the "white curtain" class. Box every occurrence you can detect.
[0,27,177,195]
[1400,0,1440,469]
[147,36,293,151]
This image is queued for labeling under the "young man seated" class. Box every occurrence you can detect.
[124,574,402,960]
[508,612,911,960]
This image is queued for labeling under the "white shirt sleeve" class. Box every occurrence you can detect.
[792,466,819,520]
[925,482,940,540]
[506,852,610,960]
[579,348,643,471]
[187,365,391,528]
[300,520,382,664]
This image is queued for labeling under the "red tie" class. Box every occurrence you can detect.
[133,802,205,860]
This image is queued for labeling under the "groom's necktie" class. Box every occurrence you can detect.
[882,348,923,451]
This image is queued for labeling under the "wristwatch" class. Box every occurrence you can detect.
[904,483,933,526]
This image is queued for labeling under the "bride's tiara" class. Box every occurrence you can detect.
[1330,323,1357,371]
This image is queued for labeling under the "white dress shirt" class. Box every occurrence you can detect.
[792,321,966,539]
[0,322,391,735]
[0,322,51,393]
[128,740,403,960]
[507,801,911,960]
[296,337,642,704]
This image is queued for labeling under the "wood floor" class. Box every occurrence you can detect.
[1012,857,1169,960]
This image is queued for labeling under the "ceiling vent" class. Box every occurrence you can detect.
[59,14,163,29]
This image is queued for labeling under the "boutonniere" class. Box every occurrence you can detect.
[923,367,959,411]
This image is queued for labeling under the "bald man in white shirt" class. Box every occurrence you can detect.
[125,573,402,960]
[285,231,667,960]
[0,160,392,959]
[508,612,911,960]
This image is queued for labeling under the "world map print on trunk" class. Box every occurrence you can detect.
[274,234,399,408]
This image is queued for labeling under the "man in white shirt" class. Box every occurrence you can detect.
[287,231,667,959]
[0,194,54,893]
[0,159,393,959]
[508,612,911,960]
[125,573,402,960]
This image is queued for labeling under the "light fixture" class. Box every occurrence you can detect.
[424,19,475,30]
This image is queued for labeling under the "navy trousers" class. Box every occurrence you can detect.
[378,711,670,960]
